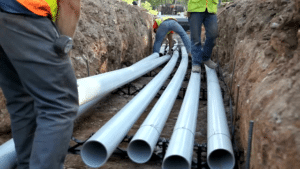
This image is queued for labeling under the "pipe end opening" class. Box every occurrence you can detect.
[162,155,190,169]
[208,149,235,169]
[81,141,107,168]
[128,140,152,163]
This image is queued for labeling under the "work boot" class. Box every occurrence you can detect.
[203,59,218,69]
[192,65,201,73]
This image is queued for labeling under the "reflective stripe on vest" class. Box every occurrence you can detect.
[17,0,58,22]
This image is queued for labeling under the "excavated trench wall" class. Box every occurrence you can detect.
[216,0,300,168]
[71,0,154,77]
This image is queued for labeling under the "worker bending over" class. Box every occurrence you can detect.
[0,0,80,168]
[187,0,221,72]
[153,17,191,55]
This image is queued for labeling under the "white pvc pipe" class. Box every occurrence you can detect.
[0,54,171,169]
[76,55,170,117]
[0,139,17,169]
[162,72,201,169]
[80,52,180,168]
[205,65,235,169]
[127,46,188,164]
[133,41,178,66]
[160,44,166,54]
[132,52,159,66]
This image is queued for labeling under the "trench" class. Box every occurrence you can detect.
[63,36,244,169]
[2,0,299,168]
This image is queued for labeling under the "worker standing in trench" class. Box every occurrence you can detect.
[153,16,191,56]
[187,0,221,72]
[0,0,80,168]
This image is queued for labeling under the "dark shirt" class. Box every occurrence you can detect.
[0,0,37,16]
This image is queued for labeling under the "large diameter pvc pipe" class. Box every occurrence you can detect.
[0,140,17,169]
[162,72,201,169]
[133,40,178,66]
[0,54,171,169]
[77,55,170,117]
[160,44,167,54]
[127,46,188,164]
[132,52,159,66]
[80,52,180,168]
[205,65,235,169]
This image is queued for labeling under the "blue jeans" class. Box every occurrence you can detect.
[0,12,78,169]
[153,20,191,54]
[189,11,218,66]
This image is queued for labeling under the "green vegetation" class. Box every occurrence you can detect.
[122,0,134,4]
[122,0,158,15]
[141,1,159,15]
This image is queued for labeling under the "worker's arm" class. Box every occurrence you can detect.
[55,0,81,37]
[167,33,173,54]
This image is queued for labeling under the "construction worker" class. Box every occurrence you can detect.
[187,0,221,72]
[153,16,191,55]
[0,0,80,168]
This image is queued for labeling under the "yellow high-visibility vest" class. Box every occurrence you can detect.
[188,0,218,14]
[17,0,58,22]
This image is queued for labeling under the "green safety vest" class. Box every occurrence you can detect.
[155,18,163,27]
[155,17,174,34]
[155,16,173,27]
[187,0,218,14]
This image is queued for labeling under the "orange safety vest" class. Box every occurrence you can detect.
[17,0,58,22]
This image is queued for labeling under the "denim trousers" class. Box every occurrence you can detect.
[0,11,79,169]
[189,11,218,66]
[153,20,191,54]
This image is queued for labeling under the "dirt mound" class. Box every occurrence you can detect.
[216,0,300,168]
[71,0,154,78]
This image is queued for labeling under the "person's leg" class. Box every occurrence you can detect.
[167,33,173,54]
[171,21,191,54]
[153,21,172,53]
[188,12,205,66]
[0,46,36,169]
[0,12,78,169]
[202,12,218,62]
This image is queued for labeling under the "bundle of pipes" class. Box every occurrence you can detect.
[0,48,171,169]
[127,46,188,164]
[205,65,235,169]
[80,51,180,168]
